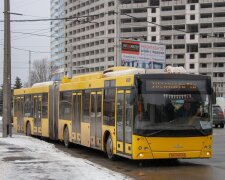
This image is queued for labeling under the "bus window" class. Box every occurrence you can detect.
[59,91,72,120]
[82,90,90,122]
[103,89,115,126]
[42,93,48,118]
[24,95,33,117]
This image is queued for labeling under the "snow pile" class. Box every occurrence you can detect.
[0,116,2,123]
[0,134,131,180]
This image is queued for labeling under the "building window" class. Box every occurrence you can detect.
[151,26,156,32]
[190,54,195,59]
[190,63,195,69]
[152,17,156,22]
[190,34,195,39]
[190,15,195,20]
[190,5,195,10]
[201,63,207,68]
[151,36,156,41]
[151,8,156,13]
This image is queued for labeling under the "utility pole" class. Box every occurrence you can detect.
[3,0,12,137]
[29,50,31,87]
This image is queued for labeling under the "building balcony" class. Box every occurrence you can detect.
[173,10,186,16]
[200,18,213,23]
[213,7,225,13]
[213,27,225,33]
[173,20,186,25]
[121,22,147,28]
[214,17,225,23]
[161,0,187,6]
[120,3,147,9]
[213,67,225,73]
[212,77,225,83]
[200,8,213,14]
[173,39,185,44]
[199,28,213,33]
[120,31,147,38]
[160,31,173,36]
[198,68,213,73]
[172,49,186,54]
[199,58,213,63]
[122,12,147,19]
[199,0,213,3]
[199,38,213,43]
[213,57,225,62]
[213,47,225,53]
[160,11,173,16]
[199,48,213,53]
[161,20,174,26]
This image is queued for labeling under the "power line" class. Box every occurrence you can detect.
[0,43,50,53]
[0,13,108,23]
[1,11,225,41]
[0,28,50,42]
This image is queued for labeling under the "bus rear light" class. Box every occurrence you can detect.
[144,147,149,151]
[206,152,211,156]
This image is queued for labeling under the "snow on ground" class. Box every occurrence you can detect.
[0,133,131,180]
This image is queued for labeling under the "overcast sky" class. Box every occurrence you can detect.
[0,0,50,86]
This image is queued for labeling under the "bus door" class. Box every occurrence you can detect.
[17,97,24,133]
[33,95,42,135]
[90,91,102,149]
[116,90,133,156]
[72,93,82,144]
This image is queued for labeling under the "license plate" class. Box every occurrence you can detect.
[169,153,186,158]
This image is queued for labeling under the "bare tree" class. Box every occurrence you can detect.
[29,58,51,86]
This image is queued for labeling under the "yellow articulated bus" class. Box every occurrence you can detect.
[13,66,213,160]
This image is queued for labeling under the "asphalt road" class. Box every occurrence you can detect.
[55,128,225,180]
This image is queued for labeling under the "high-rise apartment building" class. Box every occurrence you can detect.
[51,0,65,80]
[64,0,149,76]
[148,0,225,96]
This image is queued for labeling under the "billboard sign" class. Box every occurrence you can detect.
[121,40,166,69]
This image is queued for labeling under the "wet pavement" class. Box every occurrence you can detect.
[55,128,225,180]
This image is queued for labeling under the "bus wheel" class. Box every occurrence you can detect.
[63,126,70,148]
[26,122,31,136]
[106,135,116,160]
[220,124,224,128]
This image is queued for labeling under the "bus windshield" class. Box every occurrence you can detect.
[133,75,212,137]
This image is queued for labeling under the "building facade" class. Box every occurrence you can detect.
[64,0,149,76]
[51,0,65,80]
[148,0,225,96]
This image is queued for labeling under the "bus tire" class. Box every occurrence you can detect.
[220,124,224,128]
[26,122,31,136]
[63,126,70,148]
[106,134,116,160]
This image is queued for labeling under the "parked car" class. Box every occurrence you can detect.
[212,105,225,128]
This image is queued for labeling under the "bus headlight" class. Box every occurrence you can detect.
[138,153,144,158]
